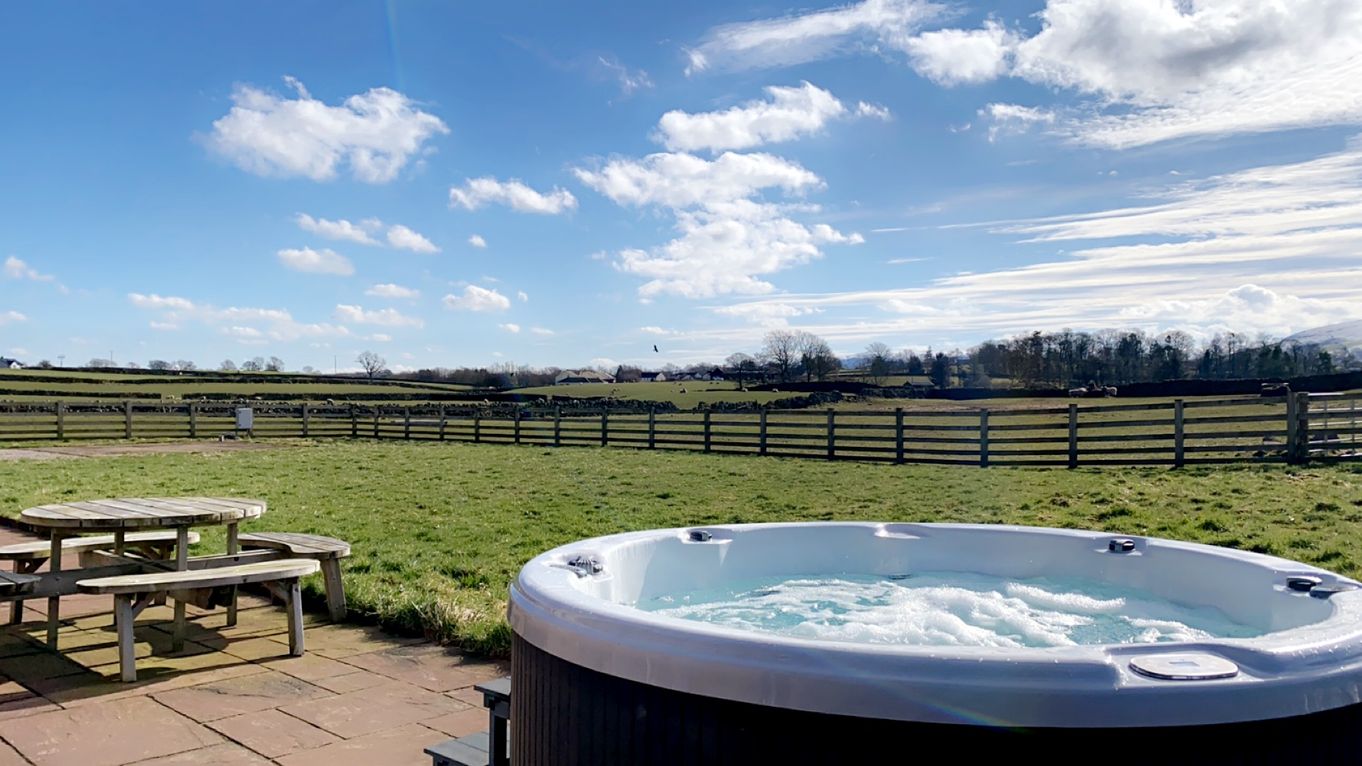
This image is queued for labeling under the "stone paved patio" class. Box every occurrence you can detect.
[0,526,507,765]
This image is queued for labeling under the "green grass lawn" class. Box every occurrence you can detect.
[0,368,469,401]
[515,380,797,407]
[3,441,1361,657]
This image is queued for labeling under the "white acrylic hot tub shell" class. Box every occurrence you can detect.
[508,523,1362,728]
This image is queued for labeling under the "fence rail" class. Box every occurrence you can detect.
[1,393,1359,467]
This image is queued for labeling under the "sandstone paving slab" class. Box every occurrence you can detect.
[275,723,447,766]
[207,708,341,758]
[256,652,356,682]
[308,669,391,694]
[130,742,274,765]
[29,661,267,708]
[279,680,462,738]
[0,741,26,766]
[421,706,488,738]
[153,671,333,722]
[268,624,422,659]
[335,644,505,693]
[0,695,221,766]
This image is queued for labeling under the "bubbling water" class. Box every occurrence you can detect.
[635,572,1262,648]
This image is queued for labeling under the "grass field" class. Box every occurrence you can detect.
[0,368,468,401]
[516,380,798,407]
[3,441,1361,657]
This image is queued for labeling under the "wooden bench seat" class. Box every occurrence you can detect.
[427,731,490,766]
[0,530,200,560]
[78,558,320,682]
[240,532,350,620]
[3,530,201,625]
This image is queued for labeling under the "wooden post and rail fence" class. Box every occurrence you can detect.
[1,393,1359,468]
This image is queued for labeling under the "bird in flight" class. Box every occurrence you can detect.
[653,344,659,353]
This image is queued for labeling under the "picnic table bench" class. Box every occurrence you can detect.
[7,497,353,683]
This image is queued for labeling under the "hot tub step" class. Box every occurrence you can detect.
[426,731,489,766]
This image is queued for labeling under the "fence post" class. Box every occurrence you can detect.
[601,410,609,447]
[301,403,310,438]
[474,412,482,444]
[979,409,989,468]
[704,410,713,453]
[1173,399,1185,468]
[349,406,358,439]
[514,409,522,445]
[554,407,562,447]
[1067,403,1079,469]
[187,403,196,439]
[56,401,66,440]
[759,409,769,455]
[124,401,133,440]
[403,407,411,440]
[648,407,656,450]
[1291,392,1311,464]
[894,408,905,464]
[826,409,836,460]
[439,406,447,441]
[373,408,380,439]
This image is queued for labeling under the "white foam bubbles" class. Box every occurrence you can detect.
[636,572,1261,648]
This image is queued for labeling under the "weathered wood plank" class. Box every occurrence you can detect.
[77,558,319,594]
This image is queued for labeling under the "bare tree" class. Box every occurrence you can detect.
[864,342,892,385]
[266,356,285,372]
[239,358,263,372]
[800,336,840,381]
[148,359,171,371]
[219,359,238,372]
[174,360,196,371]
[86,358,115,368]
[356,350,387,379]
[725,352,756,387]
[760,331,800,383]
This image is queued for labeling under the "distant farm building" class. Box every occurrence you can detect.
[639,371,667,382]
[0,357,21,369]
[555,370,616,385]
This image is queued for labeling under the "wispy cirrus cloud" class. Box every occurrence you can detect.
[4,256,67,293]
[333,304,424,328]
[449,177,577,214]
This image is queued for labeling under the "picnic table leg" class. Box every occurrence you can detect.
[284,578,304,656]
[110,531,126,629]
[115,594,136,682]
[171,527,188,652]
[225,522,239,627]
[46,533,64,647]
[8,560,39,625]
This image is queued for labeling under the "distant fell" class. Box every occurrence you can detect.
[1285,320,1362,357]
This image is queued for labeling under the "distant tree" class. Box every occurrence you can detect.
[174,360,197,372]
[126,362,141,369]
[147,359,172,371]
[35,360,52,369]
[760,331,800,383]
[239,358,262,372]
[266,356,284,372]
[301,365,317,374]
[219,359,238,372]
[613,365,642,383]
[725,352,757,386]
[795,332,839,382]
[86,358,115,368]
[929,352,951,389]
[356,350,387,379]
[864,342,892,385]
[904,352,925,376]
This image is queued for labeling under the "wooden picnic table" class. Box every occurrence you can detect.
[19,497,265,648]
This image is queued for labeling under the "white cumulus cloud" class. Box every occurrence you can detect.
[0,310,26,326]
[449,177,577,214]
[499,323,521,333]
[385,224,439,253]
[574,151,821,209]
[530,326,555,336]
[333,304,424,327]
[468,234,487,248]
[516,290,528,302]
[365,283,420,300]
[904,21,1014,85]
[3,256,66,293]
[295,214,381,245]
[277,247,354,276]
[206,76,449,183]
[655,82,885,153]
[128,293,196,311]
[443,285,511,312]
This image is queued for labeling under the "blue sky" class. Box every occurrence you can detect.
[3,0,1361,372]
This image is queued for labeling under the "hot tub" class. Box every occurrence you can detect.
[508,523,1362,764]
